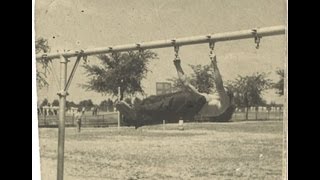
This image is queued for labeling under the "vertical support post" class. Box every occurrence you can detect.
[57,56,68,180]
[72,114,75,126]
[163,120,165,131]
[118,87,121,130]
[178,118,184,131]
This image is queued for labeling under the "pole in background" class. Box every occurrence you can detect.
[178,117,184,131]
[118,87,121,130]
[57,55,68,180]
[163,120,165,131]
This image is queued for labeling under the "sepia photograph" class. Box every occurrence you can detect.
[33,0,287,179]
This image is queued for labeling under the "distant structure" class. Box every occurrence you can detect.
[41,105,59,116]
[156,82,172,95]
[67,107,78,115]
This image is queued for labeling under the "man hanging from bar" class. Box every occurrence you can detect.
[116,46,235,128]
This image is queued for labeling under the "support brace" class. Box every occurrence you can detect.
[64,50,85,92]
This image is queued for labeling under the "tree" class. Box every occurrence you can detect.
[99,100,109,111]
[78,99,94,110]
[124,97,132,106]
[35,38,51,89]
[66,101,78,108]
[83,51,158,100]
[52,99,59,106]
[107,99,114,112]
[168,64,215,93]
[189,64,216,94]
[99,99,114,112]
[273,69,284,96]
[133,97,142,106]
[227,72,272,120]
[40,98,49,107]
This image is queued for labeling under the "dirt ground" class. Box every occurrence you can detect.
[38,121,284,180]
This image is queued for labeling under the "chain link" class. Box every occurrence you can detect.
[174,45,179,59]
[209,41,215,60]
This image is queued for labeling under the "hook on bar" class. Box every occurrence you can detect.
[252,29,262,49]
[136,43,144,58]
[171,39,180,59]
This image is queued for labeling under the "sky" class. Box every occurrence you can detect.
[35,0,287,105]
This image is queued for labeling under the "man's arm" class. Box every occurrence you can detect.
[173,58,199,94]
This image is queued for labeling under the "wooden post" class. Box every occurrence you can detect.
[118,87,121,131]
[178,118,184,131]
[163,120,165,131]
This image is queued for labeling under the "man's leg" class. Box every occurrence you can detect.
[209,53,232,113]
[174,58,201,94]
[210,54,226,94]
[173,58,187,82]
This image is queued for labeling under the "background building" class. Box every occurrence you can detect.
[156,82,172,95]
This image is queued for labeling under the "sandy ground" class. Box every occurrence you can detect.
[38,121,284,180]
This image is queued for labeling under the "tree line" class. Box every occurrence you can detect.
[39,98,116,112]
[36,38,285,120]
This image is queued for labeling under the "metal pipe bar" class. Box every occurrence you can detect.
[57,57,67,180]
[36,25,285,60]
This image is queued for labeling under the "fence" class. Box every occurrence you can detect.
[38,109,283,127]
[38,112,119,127]
[231,110,283,121]
[194,109,283,122]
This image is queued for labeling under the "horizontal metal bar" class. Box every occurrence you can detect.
[36,25,285,60]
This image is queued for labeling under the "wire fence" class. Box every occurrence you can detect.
[38,112,119,127]
[231,110,283,121]
[38,109,283,127]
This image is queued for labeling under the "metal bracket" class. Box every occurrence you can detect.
[171,40,179,59]
[136,43,141,49]
[207,36,216,60]
[57,90,69,97]
[109,47,116,57]
[75,50,87,64]
[252,29,262,49]
[42,54,48,60]
[174,45,179,59]
[209,41,215,51]
[136,43,144,58]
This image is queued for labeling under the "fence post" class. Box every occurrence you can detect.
[163,120,165,131]
[72,114,74,126]
[118,87,121,131]
[178,118,184,131]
